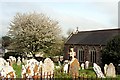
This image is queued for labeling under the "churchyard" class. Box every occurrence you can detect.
[2,57,120,79]
[0,48,120,79]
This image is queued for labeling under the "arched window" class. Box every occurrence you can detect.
[78,47,84,62]
[90,47,96,63]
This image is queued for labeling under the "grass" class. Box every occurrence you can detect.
[54,66,72,78]
[12,63,22,78]
[12,63,120,79]
[54,65,96,78]
[79,69,96,78]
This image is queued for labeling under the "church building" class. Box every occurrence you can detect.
[64,28,120,65]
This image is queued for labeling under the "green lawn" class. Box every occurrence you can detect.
[79,68,96,78]
[12,63,120,79]
[12,63,22,78]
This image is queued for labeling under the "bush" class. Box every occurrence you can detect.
[101,35,120,67]
[3,52,22,59]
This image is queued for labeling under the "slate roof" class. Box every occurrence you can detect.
[65,28,120,45]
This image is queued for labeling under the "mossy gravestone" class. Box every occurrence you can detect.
[69,48,80,78]
[69,58,80,78]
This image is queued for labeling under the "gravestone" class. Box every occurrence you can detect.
[69,58,80,78]
[39,61,43,74]
[58,61,61,66]
[21,65,26,78]
[69,48,80,78]
[0,58,7,66]
[81,63,85,70]
[23,58,27,65]
[104,64,108,76]
[63,60,69,73]
[17,57,21,66]
[22,58,25,63]
[106,63,116,77]
[93,63,105,78]
[85,61,89,69]
[42,58,54,78]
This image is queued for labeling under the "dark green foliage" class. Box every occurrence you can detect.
[101,35,120,66]
[2,36,11,48]
[3,52,22,59]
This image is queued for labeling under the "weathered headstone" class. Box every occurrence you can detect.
[85,61,89,69]
[0,58,7,66]
[93,63,105,78]
[39,61,43,74]
[9,56,16,63]
[17,57,21,66]
[104,64,108,76]
[26,66,34,78]
[21,65,26,78]
[106,63,116,77]
[63,60,69,73]
[81,63,85,70]
[69,48,80,78]
[42,58,54,78]
[58,61,61,66]
[22,58,25,63]
[69,58,80,78]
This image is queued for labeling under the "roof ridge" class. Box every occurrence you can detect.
[78,28,120,33]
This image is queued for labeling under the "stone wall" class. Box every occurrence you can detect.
[64,44,105,65]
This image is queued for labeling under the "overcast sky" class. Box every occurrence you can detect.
[0,0,119,37]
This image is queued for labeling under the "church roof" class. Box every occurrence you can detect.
[65,28,120,46]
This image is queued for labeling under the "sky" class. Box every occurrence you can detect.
[0,0,119,37]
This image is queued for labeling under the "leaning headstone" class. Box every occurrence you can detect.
[85,61,89,69]
[106,63,116,77]
[17,57,21,66]
[0,58,7,66]
[93,63,105,78]
[81,63,85,70]
[104,64,108,76]
[21,65,26,78]
[42,58,54,78]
